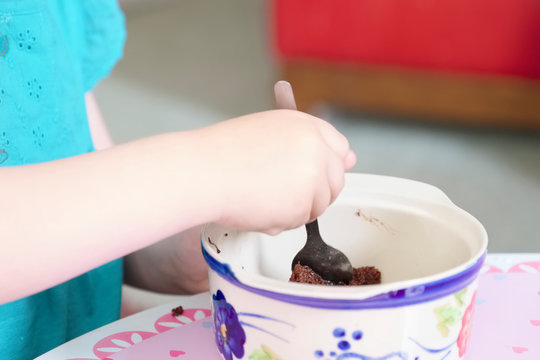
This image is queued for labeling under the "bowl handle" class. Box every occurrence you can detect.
[345,173,454,206]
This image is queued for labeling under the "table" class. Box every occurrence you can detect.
[36,253,540,360]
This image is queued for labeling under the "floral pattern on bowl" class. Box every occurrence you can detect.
[457,292,477,357]
[213,290,247,360]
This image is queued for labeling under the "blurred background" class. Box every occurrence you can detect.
[97,0,540,255]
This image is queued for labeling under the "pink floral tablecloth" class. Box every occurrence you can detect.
[36,253,540,360]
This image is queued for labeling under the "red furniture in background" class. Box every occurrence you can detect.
[272,0,540,129]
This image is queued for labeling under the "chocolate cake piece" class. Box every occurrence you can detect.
[289,263,328,285]
[349,266,381,285]
[171,306,184,317]
[289,263,381,286]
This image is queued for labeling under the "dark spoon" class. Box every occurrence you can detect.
[273,80,354,284]
[291,220,353,284]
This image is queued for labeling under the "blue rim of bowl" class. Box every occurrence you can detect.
[202,242,486,310]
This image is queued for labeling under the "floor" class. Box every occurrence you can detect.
[95,0,540,255]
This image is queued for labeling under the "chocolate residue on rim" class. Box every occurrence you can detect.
[207,237,221,253]
[355,209,396,234]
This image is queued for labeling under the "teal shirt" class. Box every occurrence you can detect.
[0,1,126,358]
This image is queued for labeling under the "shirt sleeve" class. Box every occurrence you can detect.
[50,0,126,92]
[79,0,126,92]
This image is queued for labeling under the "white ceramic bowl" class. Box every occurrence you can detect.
[202,173,488,360]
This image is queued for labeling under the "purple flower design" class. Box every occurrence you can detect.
[212,290,246,360]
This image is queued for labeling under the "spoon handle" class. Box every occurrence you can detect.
[305,219,322,242]
[274,81,298,110]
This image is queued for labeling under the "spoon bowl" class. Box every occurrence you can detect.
[291,220,354,284]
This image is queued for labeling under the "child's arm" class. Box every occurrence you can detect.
[85,92,208,294]
[0,109,355,304]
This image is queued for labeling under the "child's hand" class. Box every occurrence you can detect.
[198,109,356,235]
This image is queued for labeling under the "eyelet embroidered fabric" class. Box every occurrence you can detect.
[0,0,125,166]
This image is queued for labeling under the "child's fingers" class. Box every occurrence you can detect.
[316,120,351,160]
[344,149,357,171]
[327,157,346,205]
